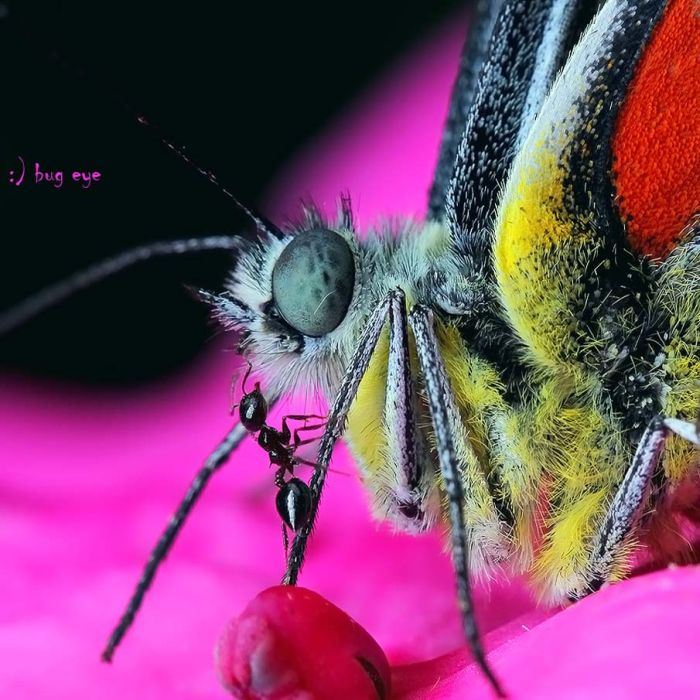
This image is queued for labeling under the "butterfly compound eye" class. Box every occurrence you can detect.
[272,229,355,337]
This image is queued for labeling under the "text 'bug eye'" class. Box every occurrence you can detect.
[271,228,355,337]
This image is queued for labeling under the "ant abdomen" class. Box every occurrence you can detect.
[276,478,313,533]
[235,365,321,544]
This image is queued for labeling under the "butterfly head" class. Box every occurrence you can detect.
[200,202,366,398]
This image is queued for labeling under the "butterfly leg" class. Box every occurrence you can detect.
[101,418,255,661]
[409,304,505,697]
[381,289,432,530]
[281,522,290,561]
[283,290,394,585]
[583,416,700,596]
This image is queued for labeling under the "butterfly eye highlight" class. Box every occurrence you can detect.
[271,228,355,337]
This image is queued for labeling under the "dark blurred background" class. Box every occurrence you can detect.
[0,0,464,385]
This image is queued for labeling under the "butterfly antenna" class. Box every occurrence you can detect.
[132,114,280,240]
[10,10,279,239]
[0,25,283,335]
[0,236,243,336]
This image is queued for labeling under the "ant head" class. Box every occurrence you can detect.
[239,381,267,432]
[276,478,313,533]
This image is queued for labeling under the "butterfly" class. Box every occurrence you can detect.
[2,0,699,694]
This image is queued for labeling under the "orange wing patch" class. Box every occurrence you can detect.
[612,0,700,260]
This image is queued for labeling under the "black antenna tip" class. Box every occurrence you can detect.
[483,662,507,698]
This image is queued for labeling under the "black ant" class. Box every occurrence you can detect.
[235,363,325,548]
[98,362,326,662]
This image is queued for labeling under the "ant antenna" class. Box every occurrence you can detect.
[228,360,254,415]
[240,360,254,394]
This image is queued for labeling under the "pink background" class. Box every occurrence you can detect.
[2,11,700,700]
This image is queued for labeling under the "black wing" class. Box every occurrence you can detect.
[429,1,600,266]
[427,0,505,220]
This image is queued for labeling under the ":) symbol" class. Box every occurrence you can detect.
[8,155,25,186]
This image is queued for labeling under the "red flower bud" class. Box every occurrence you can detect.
[216,586,390,700]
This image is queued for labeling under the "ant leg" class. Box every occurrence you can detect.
[229,376,238,416]
[294,460,349,478]
[294,437,323,450]
[293,423,326,432]
[283,290,393,586]
[279,415,326,444]
[283,414,327,422]
[292,423,326,448]
[294,457,322,469]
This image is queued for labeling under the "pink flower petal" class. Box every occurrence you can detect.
[392,566,700,699]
